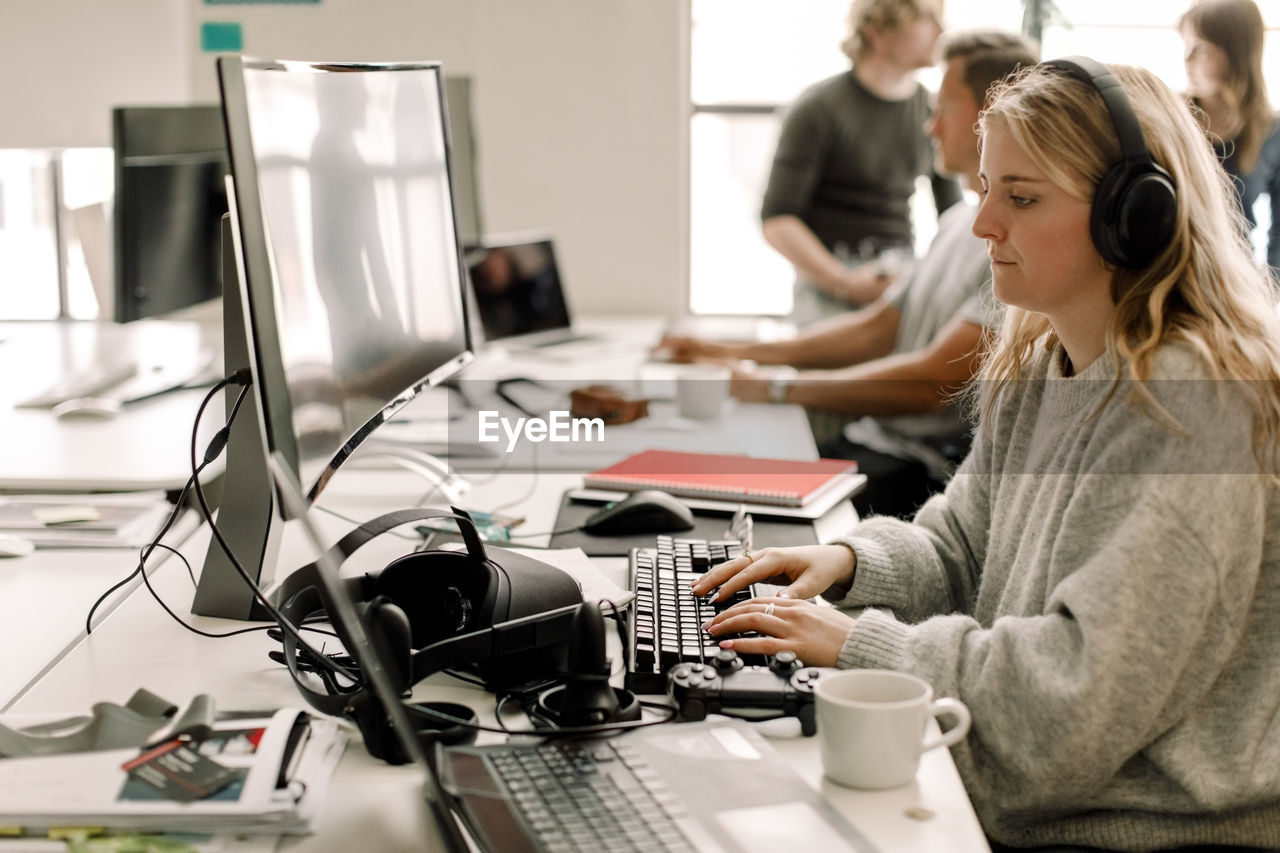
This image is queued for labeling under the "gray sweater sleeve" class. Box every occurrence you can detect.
[823,350,1280,848]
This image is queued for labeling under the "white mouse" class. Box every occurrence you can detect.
[52,397,123,420]
[0,534,35,558]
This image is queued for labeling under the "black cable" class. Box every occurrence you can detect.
[441,669,488,689]
[184,380,360,674]
[493,693,517,734]
[151,541,196,587]
[599,599,631,678]
[502,524,585,540]
[84,373,246,635]
[106,378,301,640]
[409,696,678,739]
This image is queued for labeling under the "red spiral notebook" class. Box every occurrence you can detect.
[582,450,859,508]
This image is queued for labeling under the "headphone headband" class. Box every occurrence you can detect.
[1037,55,1178,270]
[1042,56,1152,167]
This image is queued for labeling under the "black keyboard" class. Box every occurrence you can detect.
[625,535,764,693]
[445,737,698,852]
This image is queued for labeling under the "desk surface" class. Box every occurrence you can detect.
[6,468,987,852]
[0,320,222,492]
[0,317,989,852]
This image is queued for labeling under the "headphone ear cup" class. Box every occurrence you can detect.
[367,597,413,694]
[1092,162,1178,269]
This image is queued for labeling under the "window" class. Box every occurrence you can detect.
[0,148,111,320]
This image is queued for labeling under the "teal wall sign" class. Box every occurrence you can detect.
[200,21,244,52]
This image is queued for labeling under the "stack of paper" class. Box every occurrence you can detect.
[0,709,346,836]
[0,493,176,548]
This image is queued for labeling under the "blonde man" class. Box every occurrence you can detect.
[762,0,961,324]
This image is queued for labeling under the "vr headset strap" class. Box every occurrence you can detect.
[271,506,484,607]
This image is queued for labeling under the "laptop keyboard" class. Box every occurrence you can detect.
[462,738,697,852]
[625,535,764,693]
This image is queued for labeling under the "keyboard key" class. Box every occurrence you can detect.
[626,535,764,692]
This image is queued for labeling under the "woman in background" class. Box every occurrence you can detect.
[697,59,1280,850]
[1181,0,1280,275]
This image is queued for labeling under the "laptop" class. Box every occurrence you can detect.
[466,232,603,354]
[268,452,878,853]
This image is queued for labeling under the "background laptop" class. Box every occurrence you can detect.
[466,232,601,352]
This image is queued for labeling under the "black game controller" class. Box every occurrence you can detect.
[666,649,836,736]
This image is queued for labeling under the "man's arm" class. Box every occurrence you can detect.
[657,298,901,369]
[762,215,893,304]
[736,316,985,415]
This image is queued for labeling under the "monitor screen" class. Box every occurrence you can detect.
[111,105,228,323]
[219,57,474,500]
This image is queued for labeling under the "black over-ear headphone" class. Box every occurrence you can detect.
[272,507,584,756]
[1042,56,1178,270]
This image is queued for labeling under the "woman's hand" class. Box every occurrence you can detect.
[689,544,856,603]
[703,596,854,667]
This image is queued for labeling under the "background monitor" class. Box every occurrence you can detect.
[111,104,228,322]
[194,57,474,619]
[443,76,483,250]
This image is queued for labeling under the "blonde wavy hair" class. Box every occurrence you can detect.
[975,62,1280,474]
[840,0,943,62]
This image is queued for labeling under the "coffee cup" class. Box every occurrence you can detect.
[675,364,731,420]
[814,669,971,790]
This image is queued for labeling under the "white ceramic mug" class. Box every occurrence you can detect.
[814,669,971,790]
[675,364,731,420]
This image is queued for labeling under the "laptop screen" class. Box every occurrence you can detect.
[467,237,572,342]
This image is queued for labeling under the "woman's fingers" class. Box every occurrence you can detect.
[690,549,780,600]
[690,544,856,603]
[703,596,852,668]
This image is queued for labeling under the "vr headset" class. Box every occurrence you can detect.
[272,508,583,731]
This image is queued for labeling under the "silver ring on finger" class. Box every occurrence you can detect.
[763,602,775,617]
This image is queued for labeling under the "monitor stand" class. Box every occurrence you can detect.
[191,213,279,620]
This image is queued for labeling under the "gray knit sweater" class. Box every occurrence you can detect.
[831,341,1280,851]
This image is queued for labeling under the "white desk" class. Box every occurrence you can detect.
[1,318,989,852]
[0,320,221,492]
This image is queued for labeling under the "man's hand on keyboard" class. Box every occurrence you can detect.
[689,544,856,603]
[701,595,854,668]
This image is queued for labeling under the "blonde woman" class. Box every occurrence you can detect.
[1181,0,1280,273]
[698,60,1280,850]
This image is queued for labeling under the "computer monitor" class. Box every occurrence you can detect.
[111,105,228,323]
[443,76,484,249]
[193,57,475,620]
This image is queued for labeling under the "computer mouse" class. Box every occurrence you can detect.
[0,534,35,558]
[581,490,696,536]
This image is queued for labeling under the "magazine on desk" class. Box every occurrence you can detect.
[0,493,177,548]
[0,709,345,835]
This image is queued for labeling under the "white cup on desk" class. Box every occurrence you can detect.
[815,669,971,790]
[675,363,731,420]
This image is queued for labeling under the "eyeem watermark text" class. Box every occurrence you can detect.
[478,410,605,452]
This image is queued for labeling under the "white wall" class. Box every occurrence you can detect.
[0,0,190,148]
[0,0,688,316]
